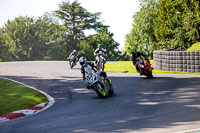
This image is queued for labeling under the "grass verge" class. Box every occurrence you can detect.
[0,78,48,116]
[187,42,200,51]
[105,61,200,75]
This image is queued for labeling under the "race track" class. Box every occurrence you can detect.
[0,61,200,133]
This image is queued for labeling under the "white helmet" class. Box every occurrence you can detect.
[79,57,87,66]
[73,50,77,53]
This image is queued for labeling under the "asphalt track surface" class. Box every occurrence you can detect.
[0,61,200,133]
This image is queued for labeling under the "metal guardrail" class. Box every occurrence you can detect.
[153,50,200,73]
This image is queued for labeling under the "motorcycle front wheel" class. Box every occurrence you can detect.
[93,82,106,98]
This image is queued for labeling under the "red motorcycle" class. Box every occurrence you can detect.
[136,57,153,78]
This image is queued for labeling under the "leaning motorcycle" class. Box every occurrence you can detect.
[69,55,77,69]
[95,51,106,71]
[86,71,114,98]
[136,57,154,78]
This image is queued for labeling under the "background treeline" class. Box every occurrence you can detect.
[125,0,200,59]
[1,0,200,62]
[0,1,121,61]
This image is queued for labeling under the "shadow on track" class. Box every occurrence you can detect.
[0,74,200,133]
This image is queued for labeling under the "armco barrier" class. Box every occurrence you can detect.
[153,50,200,73]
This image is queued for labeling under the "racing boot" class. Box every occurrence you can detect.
[107,79,114,95]
[107,79,114,91]
[139,72,142,76]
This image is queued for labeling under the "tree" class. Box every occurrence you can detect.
[182,0,200,45]
[30,15,60,60]
[125,0,158,58]
[155,0,200,49]
[3,16,35,61]
[0,0,120,61]
[0,28,8,61]
[54,0,105,52]
[3,15,60,61]
[78,28,120,61]
[126,0,200,58]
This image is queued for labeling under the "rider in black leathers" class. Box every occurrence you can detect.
[131,48,150,76]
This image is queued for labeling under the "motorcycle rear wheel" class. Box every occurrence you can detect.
[70,61,74,69]
[146,69,154,79]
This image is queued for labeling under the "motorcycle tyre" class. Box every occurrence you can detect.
[94,82,106,98]
[70,61,75,69]
[146,69,154,79]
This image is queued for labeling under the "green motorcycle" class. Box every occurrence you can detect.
[86,71,114,98]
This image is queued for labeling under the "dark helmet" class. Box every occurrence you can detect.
[79,57,87,66]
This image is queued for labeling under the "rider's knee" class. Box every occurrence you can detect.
[100,72,107,77]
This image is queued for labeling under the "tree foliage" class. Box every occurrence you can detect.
[125,0,159,58]
[125,0,200,58]
[0,15,59,61]
[0,0,120,61]
[78,28,120,61]
[0,28,8,61]
[54,0,106,50]
[54,0,119,60]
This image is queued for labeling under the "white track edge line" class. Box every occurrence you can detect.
[0,77,55,122]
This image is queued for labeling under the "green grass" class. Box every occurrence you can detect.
[187,42,200,51]
[105,61,137,73]
[0,78,48,116]
[105,61,200,75]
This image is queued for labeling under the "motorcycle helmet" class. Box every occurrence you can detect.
[79,57,87,66]
[73,50,77,53]
[131,48,137,53]
[98,44,101,48]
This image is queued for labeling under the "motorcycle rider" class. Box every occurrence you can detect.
[68,50,78,58]
[131,48,150,76]
[79,56,113,90]
[94,44,107,64]
[68,50,78,63]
